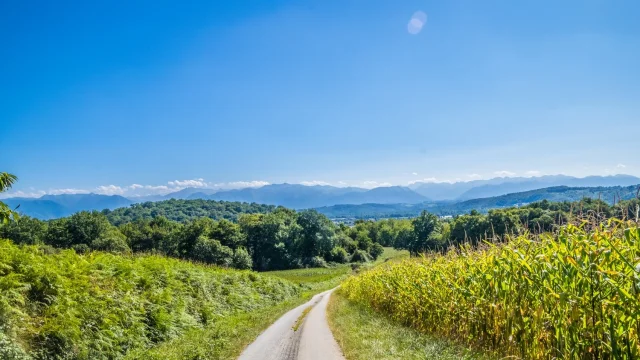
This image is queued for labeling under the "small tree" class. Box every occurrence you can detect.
[231,248,253,270]
[191,236,233,266]
[0,172,19,224]
[369,243,384,260]
[329,246,349,263]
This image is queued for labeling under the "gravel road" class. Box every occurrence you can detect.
[238,288,345,360]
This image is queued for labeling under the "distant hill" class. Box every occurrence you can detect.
[200,184,425,209]
[316,184,640,219]
[103,199,276,225]
[410,175,640,200]
[457,175,640,200]
[2,199,68,220]
[5,194,132,220]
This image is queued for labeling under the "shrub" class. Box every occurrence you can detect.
[306,256,328,268]
[0,331,30,360]
[71,243,90,254]
[191,236,233,266]
[368,243,384,260]
[231,247,253,270]
[329,246,349,263]
[90,228,130,253]
[350,250,371,263]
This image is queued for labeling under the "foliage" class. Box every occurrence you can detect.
[1,205,385,271]
[341,222,640,359]
[350,250,371,263]
[103,199,276,225]
[0,172,19,224]
[327,291,487,360]
[369,243,384,260]
[329,246,350,263]
[135,258,358,360]
[306,256,328,268]
[0,240,300,359]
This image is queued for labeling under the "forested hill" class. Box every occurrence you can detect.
[103,199,276,225]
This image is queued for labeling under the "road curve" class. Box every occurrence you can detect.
[238,288,345,360]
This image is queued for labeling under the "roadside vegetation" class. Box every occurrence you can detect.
[328,291,488,360]
[340,221,640,359]
[0,240,299,359]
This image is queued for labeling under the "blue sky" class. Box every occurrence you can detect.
[2,0,639,197]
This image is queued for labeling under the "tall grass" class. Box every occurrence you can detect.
[0,239,300,359]
[341,222,640,359]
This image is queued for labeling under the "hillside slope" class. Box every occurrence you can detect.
[103,198,276,224]
[0,240,300,359]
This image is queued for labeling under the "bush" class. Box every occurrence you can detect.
[71,243,90,254]
[231,247,253,270]
[329,246,349,263]
[90,228,130,253]
[369,243,384,260]
[350,250,371,263]
[191,236,233,266]
[306,256,328,268]
[0,331,30,360]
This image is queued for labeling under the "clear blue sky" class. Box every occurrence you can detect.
[2,0,639,197]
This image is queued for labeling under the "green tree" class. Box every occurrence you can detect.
[90,227,130,253]
[66,211,113,247]
[0,216,47,245]
[329,246,349,263]
[410,211,441,254]
[0,172,18,224]
[191,236,233,266]
[239,208,301,270]
[369,242,384,260]
[210,219,245,249]
[231,247,253,270]
[296,210,335,259]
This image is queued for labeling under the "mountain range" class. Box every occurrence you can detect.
[3,194,132,220]
[316,184,640,219]
[3,174,639,220]
[408,174,640,200]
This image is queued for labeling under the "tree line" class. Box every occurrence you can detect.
[2,170,638,267]
[2,197,638,268]
[0,207,386,271]
[103,198,276,225]
[353,197,640,255]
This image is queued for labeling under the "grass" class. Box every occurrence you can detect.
[372,247,410,265]
[340,222,640,359]
[292,306,313,332]
[127,295,314,359]
[130,248,381,359]
[327,290,489,360]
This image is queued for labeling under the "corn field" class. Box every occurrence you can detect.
[341,221,640,359]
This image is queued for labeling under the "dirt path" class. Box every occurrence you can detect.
[237,288,345,360]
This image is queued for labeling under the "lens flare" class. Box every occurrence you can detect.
[407,11,427,35]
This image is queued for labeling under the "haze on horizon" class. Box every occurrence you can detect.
[2,0,639,197]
